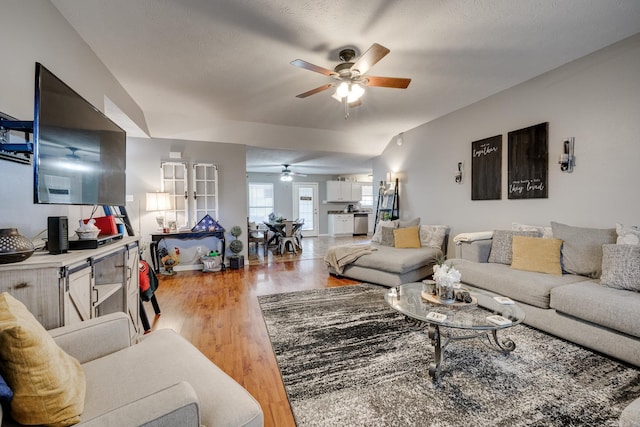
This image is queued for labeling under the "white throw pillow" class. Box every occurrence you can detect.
[616,223,640,245]
[419,225,449,249]
[371,220,396,243]
[512,222,553,239]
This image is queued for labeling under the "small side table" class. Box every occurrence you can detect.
[150,230,226,272]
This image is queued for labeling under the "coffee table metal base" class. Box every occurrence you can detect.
[421,321,517,380]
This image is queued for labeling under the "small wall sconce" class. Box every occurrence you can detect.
[396,133,404,146]
[455,161,463,184]
[559,137,575,173]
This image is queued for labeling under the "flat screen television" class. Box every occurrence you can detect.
[33,63,126,206]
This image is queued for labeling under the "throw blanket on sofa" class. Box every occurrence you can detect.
[453,231,494,244]
[324,244,377,275]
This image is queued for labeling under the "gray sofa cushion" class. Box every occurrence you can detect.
[453,258,590,309]
[550,281,640,339]
[551,222,616,278]
[350,244,441,274]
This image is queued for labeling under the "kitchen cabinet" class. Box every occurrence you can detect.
[328,214,354,236]
[326,181,362,202]
[0,237,141,342]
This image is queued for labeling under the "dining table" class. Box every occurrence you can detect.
[263,221,302,247]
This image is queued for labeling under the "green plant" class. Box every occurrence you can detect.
[229,225,243,256]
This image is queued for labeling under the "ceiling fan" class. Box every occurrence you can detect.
[291,43,411,118]
[280,164,307,181]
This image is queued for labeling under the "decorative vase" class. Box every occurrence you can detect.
[435,279,456,304]
[0,228,35,264]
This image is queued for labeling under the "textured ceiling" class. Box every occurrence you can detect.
[51,0,640,175]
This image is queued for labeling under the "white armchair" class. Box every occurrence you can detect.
[1,313,263,427]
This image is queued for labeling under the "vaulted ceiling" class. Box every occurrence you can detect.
[51,0,640,175]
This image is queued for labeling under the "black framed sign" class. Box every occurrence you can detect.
[472,135,502,200]
[507,122,548,199]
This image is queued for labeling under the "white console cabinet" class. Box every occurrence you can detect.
[326,181,362,202]
[0,237,141,341]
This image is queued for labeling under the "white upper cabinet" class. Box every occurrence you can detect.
[327,181,362,202]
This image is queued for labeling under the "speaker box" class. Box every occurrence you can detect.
[48,216,69,254]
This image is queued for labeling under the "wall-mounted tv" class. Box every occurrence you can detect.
[34,63,126,206]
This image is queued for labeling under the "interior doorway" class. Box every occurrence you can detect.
[292,183,318,237]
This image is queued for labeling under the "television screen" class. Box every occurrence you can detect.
[33,63,126,206]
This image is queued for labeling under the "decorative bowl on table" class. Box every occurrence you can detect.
[75,229,100,240]
[0,228,35,264]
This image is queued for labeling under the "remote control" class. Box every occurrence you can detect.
[486,315,512,326]
[426,312,447,323]
[493,296,515,305]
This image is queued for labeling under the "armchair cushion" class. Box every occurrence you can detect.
[80,328,263,427]
[0,293,85,427]
[49,312,131,364]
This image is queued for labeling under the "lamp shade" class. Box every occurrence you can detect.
[146,192,172,211]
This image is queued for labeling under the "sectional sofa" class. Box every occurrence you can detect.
[448,222,640,426]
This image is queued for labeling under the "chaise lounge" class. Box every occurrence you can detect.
[326,219,449,287]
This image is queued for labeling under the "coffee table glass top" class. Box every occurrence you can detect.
[384,282,525,330]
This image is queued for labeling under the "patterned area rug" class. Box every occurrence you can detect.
[258,284,640,427]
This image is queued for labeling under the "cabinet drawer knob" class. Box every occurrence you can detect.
[14,282,29,289]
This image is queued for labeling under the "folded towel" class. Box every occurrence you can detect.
[324,244,377,274]
[453,231,494,244]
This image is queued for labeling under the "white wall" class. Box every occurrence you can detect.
[374,33,640,256]
[127,137,247,266]
[0,0,147,238]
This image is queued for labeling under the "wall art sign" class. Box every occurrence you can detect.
[471,135,502,200]
[507,122,548,199]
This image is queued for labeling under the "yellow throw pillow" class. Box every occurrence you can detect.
[0,293,85,427]
[394,226,422,249]
[511,236,563,276]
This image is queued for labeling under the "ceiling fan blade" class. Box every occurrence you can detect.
[351,43,390,75]
[364,76,411,89]
[295,83,334,98]
[291,172,308,177]
[291,59,337,76]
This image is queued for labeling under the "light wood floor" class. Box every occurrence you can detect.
[145,235,366,427]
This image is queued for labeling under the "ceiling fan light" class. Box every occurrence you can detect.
[336,82,349,98]
[348,84,364,102]
[280,174,292,182]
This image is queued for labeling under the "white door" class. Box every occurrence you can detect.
[293,183,318,237]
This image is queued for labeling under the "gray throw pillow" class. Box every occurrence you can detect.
[379,226,396,247]
[551,222,617,278]
[488,230,539,265]
[398,217,420,228]
[600,244,640,291]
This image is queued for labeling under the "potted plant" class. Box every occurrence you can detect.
[228,225,244,269]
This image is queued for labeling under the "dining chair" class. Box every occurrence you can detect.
[247,221,267,256]
[278,220,299,254]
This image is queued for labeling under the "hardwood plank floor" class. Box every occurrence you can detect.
[145,236,363,427]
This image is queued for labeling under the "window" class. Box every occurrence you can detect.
[360,184,373,208]
[248,183,274,223]
[160,161,219,228]
[192,164,219,225]
[161,162,188,228]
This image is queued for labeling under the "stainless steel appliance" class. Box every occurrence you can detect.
[353,213,368,236]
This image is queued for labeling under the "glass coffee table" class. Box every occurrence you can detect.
[384,282,525,380]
